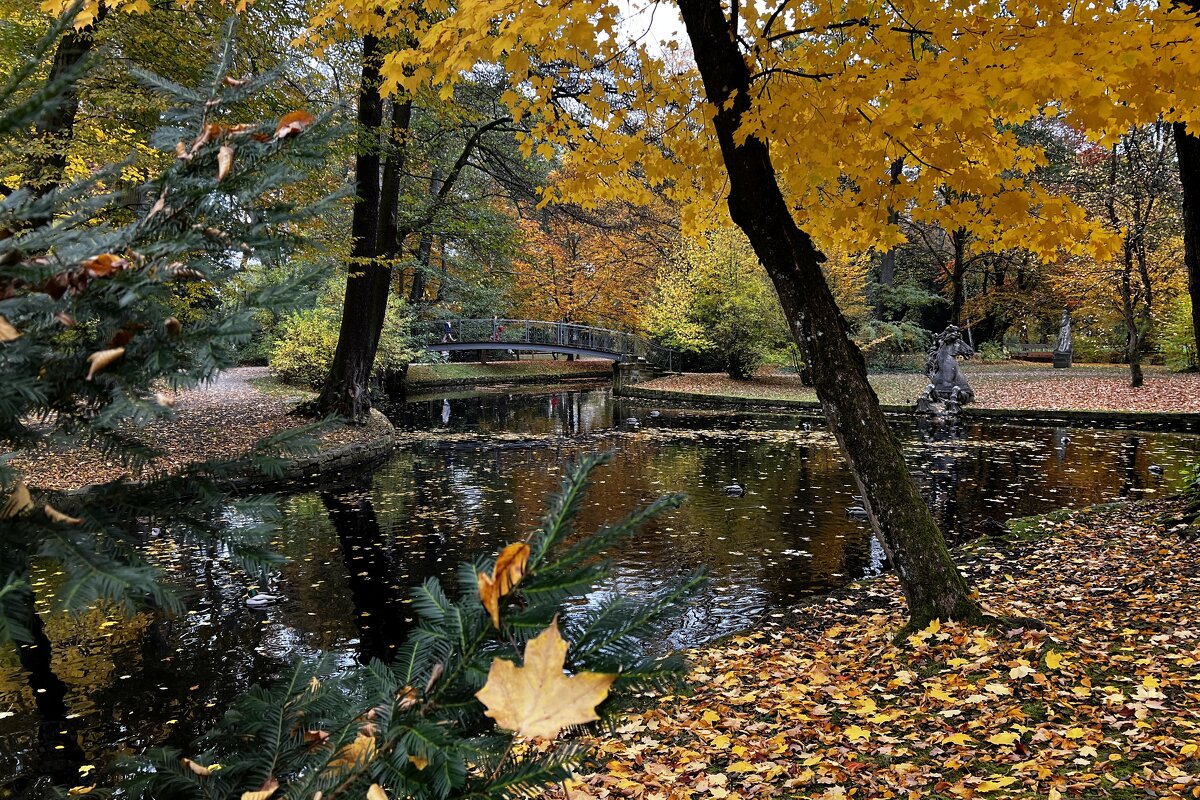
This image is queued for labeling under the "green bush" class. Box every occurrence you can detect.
[1159,294,1197,372]
[856,319,930,371]
[976,341,1009,362]
[270,307,339,390]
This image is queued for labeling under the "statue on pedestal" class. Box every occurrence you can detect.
[916,325,975,415]
[1053,308,1073,368]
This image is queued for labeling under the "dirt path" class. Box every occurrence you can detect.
[13,368,374,491]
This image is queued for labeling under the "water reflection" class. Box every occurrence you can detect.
[3,385,1199,786]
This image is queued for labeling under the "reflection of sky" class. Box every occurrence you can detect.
[5,386,1200,784]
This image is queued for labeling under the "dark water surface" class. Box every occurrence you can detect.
[3,384,1199,785]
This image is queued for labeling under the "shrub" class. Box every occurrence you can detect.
[1159,294,1198,372]
[270,307,339,390]
[856,319,930,371]
[976,341,1009,362]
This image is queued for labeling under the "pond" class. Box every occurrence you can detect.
[3,383,1199,787]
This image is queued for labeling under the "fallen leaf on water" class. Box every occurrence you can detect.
[475,618,615,739]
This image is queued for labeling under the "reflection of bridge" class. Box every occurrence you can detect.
[417,319,675,370]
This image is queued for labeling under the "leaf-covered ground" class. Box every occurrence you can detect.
[567,498,1200,799]
[644,363,1200,413]
[12,367,384,491]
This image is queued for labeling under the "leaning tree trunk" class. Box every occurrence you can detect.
[676,0,983,627]
[1175,122,1200,362]
[310,36,391,421]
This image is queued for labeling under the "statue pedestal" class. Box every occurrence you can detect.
[1052,351,1072,369]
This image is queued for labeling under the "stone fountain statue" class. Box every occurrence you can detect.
[916,325,975,415]
[1053,308,1073,368]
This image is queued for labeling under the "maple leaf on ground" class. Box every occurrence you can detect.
[476,619,615,739]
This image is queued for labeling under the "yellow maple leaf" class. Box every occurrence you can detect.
[478,542,531,628]
[976,776,1017,792]
[986,731,1019,745]
[1045,651,1065,670]
[475,619,615,739]
[843,725,870,741]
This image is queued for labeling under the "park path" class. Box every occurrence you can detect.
[14,368,365,491]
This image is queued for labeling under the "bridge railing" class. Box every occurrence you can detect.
[417,318,675,370]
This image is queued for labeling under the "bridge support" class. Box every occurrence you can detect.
[612,360,660,392]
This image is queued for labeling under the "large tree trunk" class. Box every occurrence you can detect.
[1175,122,1200,358]
[24,7,105,213]
[310,36,390,421]
[676,0,982,628]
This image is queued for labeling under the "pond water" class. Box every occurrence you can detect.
[3,383,1199,787]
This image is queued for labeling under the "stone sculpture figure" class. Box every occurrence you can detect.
[916,325,975,415]
[1053,308,1073,368]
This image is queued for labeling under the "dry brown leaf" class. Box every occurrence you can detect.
[241,776,278,800]
[217,145,234,181]
[181,757,212,777]
[86,347,125,380]
[274,110,316,140]
[44,505,83,525]
[325,732,376,773]
[475,619,615,740]
[0,315,20,342]
[54,312,75,328]
[155,392,177,408]
[82,254,127,278]
[366,785,388,800]
[478,542,530,627]
[223,76,248,88]
[1,481,34,520]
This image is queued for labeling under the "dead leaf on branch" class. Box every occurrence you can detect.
[1,481,34,520]
[240,776,278,800]
[478,541,530,627]
[86,347,125,380]
[0,315,20,341]
[274,110,315,140]
[181,757,212,777]
[44,505,82,525]
[475,618,615,740]
[325,732,376,774]
[217,145,234,181]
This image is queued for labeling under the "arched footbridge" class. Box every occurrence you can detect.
[417,319,676,370]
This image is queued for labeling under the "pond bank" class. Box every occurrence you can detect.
[15,367,398,494]
[620,366,1200,431]
[568,493,1200,800]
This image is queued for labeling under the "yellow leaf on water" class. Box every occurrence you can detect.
[475,618,615,739]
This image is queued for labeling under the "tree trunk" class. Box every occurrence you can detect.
[1174,122,1200,354]
[676,0,982,628]
[409,168,445,304]
[876,158,904,317]
[24,8,105,213]
[950,228,968,326]
[310,36,389,421]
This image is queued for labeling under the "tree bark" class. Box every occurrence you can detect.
[24,7,106,212]
[1175,122,1200,357]
[949,228,968,326]
[676,0,982,628]
[310,36,390,421]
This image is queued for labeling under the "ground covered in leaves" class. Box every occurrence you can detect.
[643,363,1200,414]
[568,497,1200,799]
[13,367,384,491]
